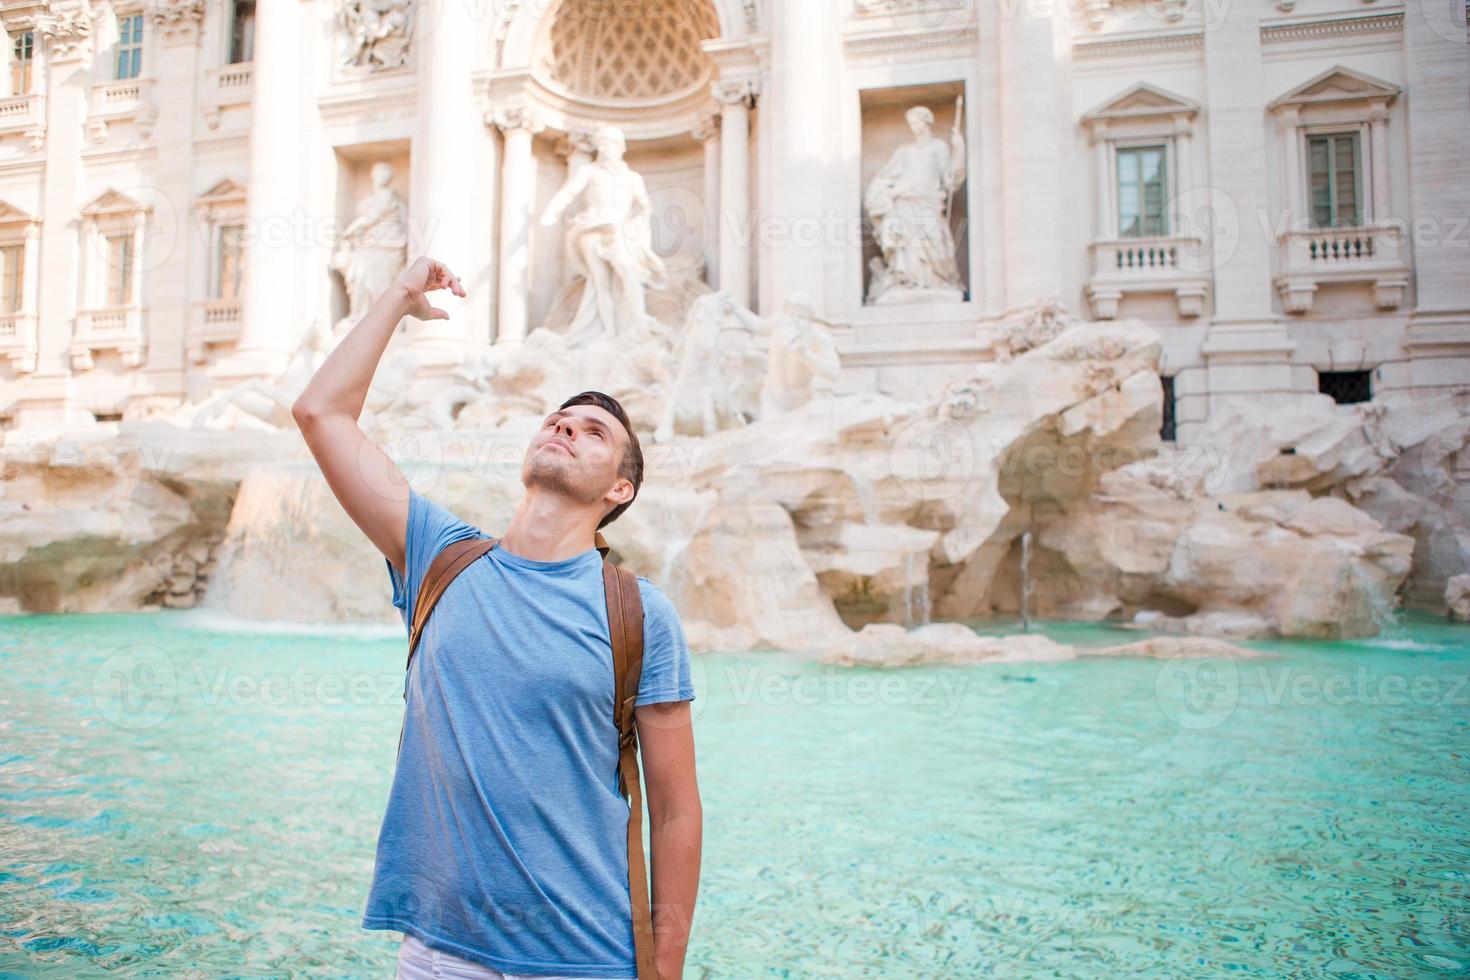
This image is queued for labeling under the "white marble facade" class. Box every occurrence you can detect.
[0,0,1466,444]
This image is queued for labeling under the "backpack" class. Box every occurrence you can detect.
[398,530,660,980]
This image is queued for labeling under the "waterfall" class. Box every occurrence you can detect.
[1350,559,1403,639]
[1019,530,1033,633]
[902,550,933,630]
[851,474,879,525]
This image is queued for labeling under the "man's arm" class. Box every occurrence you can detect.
[637,700,702,980]
[290,257,464,575]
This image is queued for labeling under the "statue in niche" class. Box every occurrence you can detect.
[758,292,841,418]
[863,103,967,305]
[337,0,413,72]
[539,125,667,344]
[331,161,409,334]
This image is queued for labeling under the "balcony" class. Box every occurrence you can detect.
[71,306,145,370]
[0,311,36,373]
[1274,224,1409,314]
[0,93,44,148]
[1085,235,1211,319]
[86,78,158,143]
[187,298,242,363]
[202,63,254,130]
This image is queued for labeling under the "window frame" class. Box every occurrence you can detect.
[114,12,145,81]
[9,30,33,96]
[1114,141,1172,239]
[1304,128,1363,231]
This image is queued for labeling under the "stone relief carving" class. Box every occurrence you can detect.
[188,319,337,430]
[336,0,413,72]
[864,103,967,305]
[758,292,841,418]
[330,162,409,334]
[539,125,667,344]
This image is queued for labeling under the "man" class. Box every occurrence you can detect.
[291,257,702,979]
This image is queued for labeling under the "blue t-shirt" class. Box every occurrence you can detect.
[360,488,695,978]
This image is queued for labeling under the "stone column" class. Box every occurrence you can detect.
[713,78,755,308]
[998,1,1061,307]
[1091,123,1111,240]
[1276,107,1302,223]
[766,0,837,312]
[1368,107,1389,225]
[1196,0,1295,437]
[1400,0,1470,391]
[16,0,97,427]
[220,0,302,380]
[692,111,720,289]
[491,104,543,344]
[405,0,483,369]
[136,0,205,402]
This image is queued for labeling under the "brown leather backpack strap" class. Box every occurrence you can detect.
[603,560,657,980]
[397,535,499,757]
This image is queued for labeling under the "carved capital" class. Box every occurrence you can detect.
[38,1,96,62]
[489,104,546,136]
[692,110,720,142]
[712,77,759,108]
[146,0,206,45]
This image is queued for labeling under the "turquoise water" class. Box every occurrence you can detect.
[0,611,1466,977]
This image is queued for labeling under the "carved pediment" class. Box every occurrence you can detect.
[0,198,38,226]
[80,188,149,217]
[197,178,246,206]
[1270,66,1400,111]
[1082,82,1199,124]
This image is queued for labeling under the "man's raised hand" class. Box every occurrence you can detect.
[393,257,466,321]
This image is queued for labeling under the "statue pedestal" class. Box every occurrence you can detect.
[869,286,964,307]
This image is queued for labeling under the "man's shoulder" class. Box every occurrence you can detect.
[633,575,680,623]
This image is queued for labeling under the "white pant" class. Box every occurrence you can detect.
[395,933,637,980]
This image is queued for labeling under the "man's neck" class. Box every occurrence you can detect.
[498,489,599,563]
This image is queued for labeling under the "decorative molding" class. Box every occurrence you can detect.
[316,87,417,125]
[844,26,978,59]
[1073,31,1202,61]
[1260,11,1402,43]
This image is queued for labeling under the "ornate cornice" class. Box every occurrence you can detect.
[1260,11,1402,43]
[1073,31,1202,61]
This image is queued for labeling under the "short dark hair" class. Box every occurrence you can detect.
[559,390,642,529]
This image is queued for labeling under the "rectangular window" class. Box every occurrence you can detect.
[0,244,22,314]
[1117,145,1168,238]
[229,0,256,63]
[216,223,244,298]
[1160,374,1176,442]
[106,234,134,306]
[1318,369,1372,405]
[10,31,33,95]
[114,13,144,80]
[1308,133,1360,229]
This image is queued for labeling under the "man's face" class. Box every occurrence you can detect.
[523,404,631,512]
